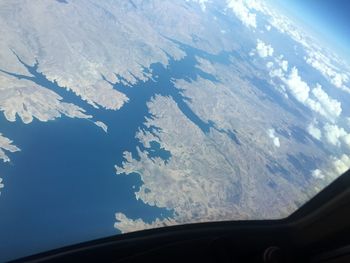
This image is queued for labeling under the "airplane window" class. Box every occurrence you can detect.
[0,0,349,261]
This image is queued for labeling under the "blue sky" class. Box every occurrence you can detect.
[272,0,350,59]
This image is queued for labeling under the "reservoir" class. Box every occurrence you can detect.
[0,41,235,261]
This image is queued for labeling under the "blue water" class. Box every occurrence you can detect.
[145,141,171,162]
[0,40,239,261]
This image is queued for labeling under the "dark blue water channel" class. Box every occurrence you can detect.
[0,41,238,261]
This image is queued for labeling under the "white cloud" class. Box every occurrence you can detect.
[255,39,274,58]
[273,137,280,147]
[311,169,325,180]
[263,6,311,48]
[266,56,290,97]
[269,56,288,74]
[245,0,265,12]
[227,0,257,28]
[342,133,350,149]
[332,73,346,87]
[266,61,274,68]
[240,0,350,95]
[323,123,350,149]
[284,67,310,103]
[307,123,322,140]
[323,123,344,146]
[265,25,271,31]
[313,155,350,182]
[281,60,288,72]
[311,84,342,119]
[306,51,350,93]
[269,68,284,79]
[268,128,280,147]
[281,67,341,121]
[189,0,209,11]
[305,98,327,118]
[333,154,350,175]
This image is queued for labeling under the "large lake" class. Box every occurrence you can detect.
[0,42,234,261]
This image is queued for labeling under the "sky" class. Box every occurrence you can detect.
[272,0,350,60]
